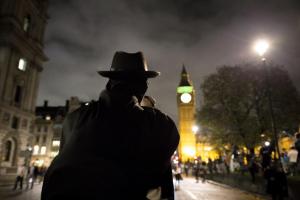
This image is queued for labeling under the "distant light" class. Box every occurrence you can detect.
[204,146,212,151]
[261,134,265,137]
[254,39,269,57]
[52,140,60,147]
[46,115,51,121]
[18,58,27,71]
[33,145,39,155]
[40,146,46,155]
[183,147,196,157]
[85,102,89,106]
[264,141,271,146]
[192,125,199,134]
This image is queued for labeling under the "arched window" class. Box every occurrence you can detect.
[4,140,12,161]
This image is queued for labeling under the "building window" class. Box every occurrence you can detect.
[21,119,28,129]
[23,16,30,32]
[37,126,41,132]
[33,145,39,155]
[42,135,47,144]
[18,58,27,71]
[36,135,40,144]
[52,140,60,147]
[4,141,12,161]
[2,112,10,124]
[11,116,19,129]
[44,126,48,132]
[29,121,34,133]
[40,146,46,155]
[14,85,22,105]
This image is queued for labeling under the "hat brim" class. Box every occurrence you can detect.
[98,71,160,79]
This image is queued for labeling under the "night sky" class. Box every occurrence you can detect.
[38,0,300,121]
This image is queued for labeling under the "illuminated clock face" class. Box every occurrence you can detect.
[180,93,192,103]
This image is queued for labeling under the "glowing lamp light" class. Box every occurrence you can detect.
[253,39,269,57]
[183,147,196,157]
[264,141,271,147]
[192,125,199,134]
[204,146,212,151]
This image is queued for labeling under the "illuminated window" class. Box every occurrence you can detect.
[52,140,60,147]
[23,16,30,32]
[33,145,39,155]
[18,58,27,71]
[40,146,46,155]
[45,115,51,121]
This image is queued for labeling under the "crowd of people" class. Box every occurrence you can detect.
[171,133,300,199]
[13,164,47,190]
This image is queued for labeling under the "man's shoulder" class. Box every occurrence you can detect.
[141,107,178,134]
[142,107,174,123]
[64,101,100,123]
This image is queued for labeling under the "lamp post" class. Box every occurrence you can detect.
[253,39,281,162]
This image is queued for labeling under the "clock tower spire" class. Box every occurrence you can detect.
[177,65,196,161]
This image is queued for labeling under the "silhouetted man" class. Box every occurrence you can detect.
[41,51,180,200]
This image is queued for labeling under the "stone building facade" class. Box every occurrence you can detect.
[0,0,48,179]
[32,97,83,167]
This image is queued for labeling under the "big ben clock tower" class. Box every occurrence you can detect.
[177,65,196,161]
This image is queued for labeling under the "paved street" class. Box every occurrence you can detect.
[174,178,269,200]
[0,183,42,200]
[0,178,269,200]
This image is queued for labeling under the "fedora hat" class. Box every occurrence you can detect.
[98,51,160,79]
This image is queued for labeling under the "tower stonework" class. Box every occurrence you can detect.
[177,66,196,161]
[0,0,48,178]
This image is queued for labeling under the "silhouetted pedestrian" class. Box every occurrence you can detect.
[194,161,200,183]
[287,146,298,176]
[199,162,207,183]
[208,158,213,174]
[41,51,179,200]
[26,164,38,189]
[248,149,259,183]
[173,165,183,190]
[260,144,272,171]
[264,162,288,200]
[13,164,26,190]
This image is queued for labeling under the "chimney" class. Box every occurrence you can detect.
[44,100,48,107]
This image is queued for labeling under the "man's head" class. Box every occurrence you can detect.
[105,79,148,102]
[98,51,160,102]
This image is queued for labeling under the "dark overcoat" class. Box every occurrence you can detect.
[41,90,179,200]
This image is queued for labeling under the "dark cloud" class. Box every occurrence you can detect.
[38,0,300,121]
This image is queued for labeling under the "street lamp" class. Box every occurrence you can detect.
[253,39,269,58]
[192,125,199,134]
[253,39,281,162]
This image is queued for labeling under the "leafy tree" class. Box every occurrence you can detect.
[198,64,300,150]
